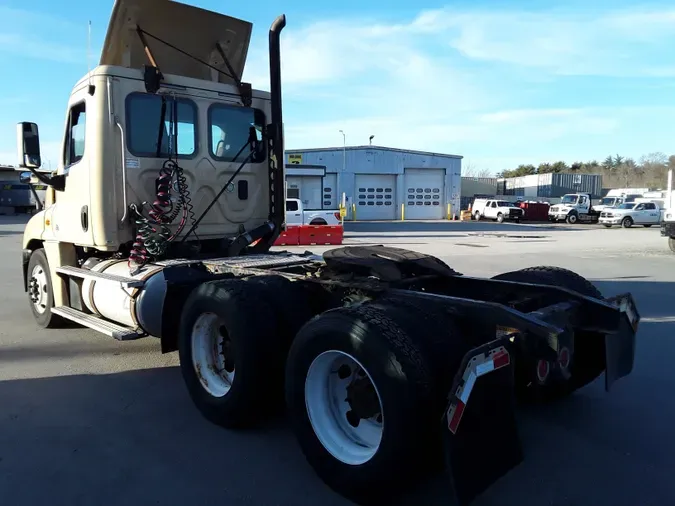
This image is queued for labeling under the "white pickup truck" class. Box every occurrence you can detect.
[599,201,663,228]
[472,198,523,223]
[285,198,341,226]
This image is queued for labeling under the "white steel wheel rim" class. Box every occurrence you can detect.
[305,350,384,466]
[29,264,49,314]
[191,313,235,398]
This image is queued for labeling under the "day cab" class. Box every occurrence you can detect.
[17,0,285,312]
[547,193,599,224]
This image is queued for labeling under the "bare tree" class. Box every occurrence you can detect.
[463,160,493,178]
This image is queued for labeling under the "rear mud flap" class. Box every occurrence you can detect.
[443,344,523,506]
[604,293,640,391]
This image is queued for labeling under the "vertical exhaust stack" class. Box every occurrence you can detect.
[268,15,287,235]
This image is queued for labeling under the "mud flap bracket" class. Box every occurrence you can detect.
[604,293,640,391]
[443,340,524,506]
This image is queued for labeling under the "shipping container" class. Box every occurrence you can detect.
[537,173,602,199]
[461,177,498,197]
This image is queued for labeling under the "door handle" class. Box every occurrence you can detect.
[81,205,89,232]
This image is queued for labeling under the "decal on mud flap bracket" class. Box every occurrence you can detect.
[447,346,511,434]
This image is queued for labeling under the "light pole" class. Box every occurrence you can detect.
[338,130,346,219]
[338,129,346,173]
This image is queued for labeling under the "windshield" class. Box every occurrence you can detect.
[560,195,578,204]
[616,203,635,210]
[600,197,617,206]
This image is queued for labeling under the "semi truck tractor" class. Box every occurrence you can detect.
[17,1,641,505]
[548,193,600,224]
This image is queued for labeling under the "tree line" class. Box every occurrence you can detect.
[464,153,675,189]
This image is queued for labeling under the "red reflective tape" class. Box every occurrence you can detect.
[447,401,466,434]
[492,349,510,370]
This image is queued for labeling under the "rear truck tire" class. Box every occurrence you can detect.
[621,216,633,228]
[243,275,315,349]
[496,213,504,223]
[670,237,675,253]
[566,212,579,224]
[178,279,285,429]
[285,305,436,505]
[27,248,66,328]
[474,211,481,221]
[355,297,473,471]
[491,266,605,402]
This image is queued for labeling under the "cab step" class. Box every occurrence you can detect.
[55,265,144,288]
[51,306,143,341]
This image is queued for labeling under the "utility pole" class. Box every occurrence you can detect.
[339,130,346,173]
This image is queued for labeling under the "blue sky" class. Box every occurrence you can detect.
[1,0,674,174]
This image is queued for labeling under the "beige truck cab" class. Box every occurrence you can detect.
[18,0,285,323]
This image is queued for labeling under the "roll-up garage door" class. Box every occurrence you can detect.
[404,168,445,219]
[354,174,396,220]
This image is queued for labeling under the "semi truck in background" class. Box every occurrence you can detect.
[14,1,642,505]
[593,189,644,213]
[547,193,600,224]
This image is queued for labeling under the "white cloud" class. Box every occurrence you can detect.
[239,5,675,171]
[2,4,672,173]
[407,6,675,76]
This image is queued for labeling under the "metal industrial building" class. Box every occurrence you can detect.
[284,146,462,221]
[498,173,603,199]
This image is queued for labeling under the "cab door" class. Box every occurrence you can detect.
[285,199,303,226]
[631,203,648,224]
[50,86,94,246]
[644,203,660,223]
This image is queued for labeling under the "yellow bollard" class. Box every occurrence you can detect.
[352,203,357,221]
[447,203,451,220]
[401,203,405,221]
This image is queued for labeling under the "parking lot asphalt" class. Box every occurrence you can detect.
[1,215,674,506]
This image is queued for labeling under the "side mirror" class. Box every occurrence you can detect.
[19,171,32,184]
[16,122,42,169]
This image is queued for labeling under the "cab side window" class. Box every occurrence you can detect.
[286,200,299,212]
[63,102,86,170]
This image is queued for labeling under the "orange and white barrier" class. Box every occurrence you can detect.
[273,225,344,247]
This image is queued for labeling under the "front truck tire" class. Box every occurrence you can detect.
[492,266,606,402]
[178,279,286,429]
[669,237,675,253]
[285,305,437,506]
[26,248,66,328]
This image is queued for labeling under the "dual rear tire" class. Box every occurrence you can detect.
[178,280,464,504]
[178,266,605,504]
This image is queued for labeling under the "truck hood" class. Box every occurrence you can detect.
[100,0,252,86]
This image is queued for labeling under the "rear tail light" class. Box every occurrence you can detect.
[334,212,341,221]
